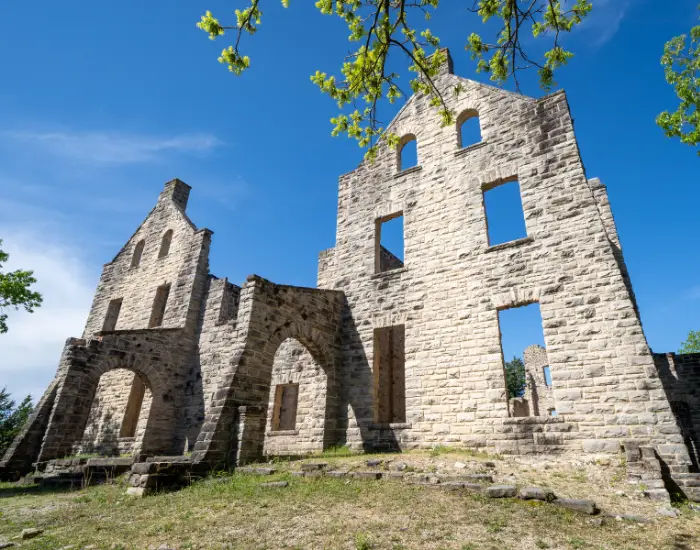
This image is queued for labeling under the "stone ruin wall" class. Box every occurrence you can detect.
[518,344,556,417]
[73,180,213,456]
[263,338,328,456]
[654,352,700,470]
[4,54,699,489]
[77,368,152,456]
[316,56,692,471]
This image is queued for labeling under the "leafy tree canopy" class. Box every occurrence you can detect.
[198,0,592,159]
[679,330,700,354]
[0,239,43,334]
[504,355,526,398]
[657,7,700,155]
[0,387,33,456]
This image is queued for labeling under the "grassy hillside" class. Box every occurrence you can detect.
[0,450,698,549]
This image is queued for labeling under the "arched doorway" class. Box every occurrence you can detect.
[75,368,153,456]
[263,338,329,456]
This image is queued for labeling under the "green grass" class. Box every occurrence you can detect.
[0,454,698,550]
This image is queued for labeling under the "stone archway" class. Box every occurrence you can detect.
[36,334,184,462]
[262,336,335,457]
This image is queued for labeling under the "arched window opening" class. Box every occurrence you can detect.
[77,368,153,456]
[131,239,145,267]
[457,110,481,148]
[158,229,173,259]
[398,134,418,172]
[264,337,328,456]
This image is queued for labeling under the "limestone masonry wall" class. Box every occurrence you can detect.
[2,50,698,499]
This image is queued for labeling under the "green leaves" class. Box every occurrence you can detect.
[679,330,700,354]
[656,12,700,155]
[0,388,33,455]
[504,356,526,399]
[467,0,591,89]
[198,1,593,158]
[0,239,43,334]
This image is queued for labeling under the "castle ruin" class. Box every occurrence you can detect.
[2,50,699,499]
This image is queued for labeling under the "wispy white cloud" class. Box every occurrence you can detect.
[577,0,635,47]
[1,129,222,164]
[0,229,96,401]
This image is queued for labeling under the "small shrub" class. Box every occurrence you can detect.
[354,532,372,550]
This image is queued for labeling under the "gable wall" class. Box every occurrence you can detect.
[318,69,690,467]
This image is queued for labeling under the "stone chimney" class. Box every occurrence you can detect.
[159,178,191,210]
[433,47,453,76]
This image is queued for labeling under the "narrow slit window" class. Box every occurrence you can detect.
[120,375,146,437]
[131,239,145,268]
[373,325,406,424]
[498,302,550,417]
[272,383,299,431]
[148,283,170,328]
[158,229,173,259]
[102,298,123,332]
[375,212,404,273]
[543,365,552,387]
[483,179,527,246]
[457,110,481,148]
[398,134,417,172]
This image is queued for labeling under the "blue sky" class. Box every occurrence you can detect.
[0,0,698,400]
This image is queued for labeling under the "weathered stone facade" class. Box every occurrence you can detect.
[2,49,698,499]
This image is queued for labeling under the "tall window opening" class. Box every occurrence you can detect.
[148,283,170,328]
[158,229,173,258]
[483,178,527,246]
[131,239,145,267]
[498,303,551,417]
[373,324,406,424]
[375,212,404,273]
[102,298,123,332]
[398,134,417,171]
[120,375,146,437]
[457,110,481,148]
[272,383,299,431]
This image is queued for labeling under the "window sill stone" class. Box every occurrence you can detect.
[454,141,488,157]
[267,430,300,436]
[371,267,408,279]
[370,422,412,430]
[393,165,422,179]
[484,236,534,253]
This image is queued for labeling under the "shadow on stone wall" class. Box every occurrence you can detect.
[655,352,700,472]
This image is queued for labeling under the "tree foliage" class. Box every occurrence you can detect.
[197,0,592,159]
[0,239,42,334]
[504,355,526,398]
[0,388,33,456]
[656,8,700,155]
[679,330,700,354]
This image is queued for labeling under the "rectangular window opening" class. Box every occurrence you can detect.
[483,179,527,246]
[102,298,123,332]
[543,365,552,387]
[272,383,299,431]
[498,302,548,416]
[120,375,146,438]
[148,283,170,328]
[373,325,406,424]
[375,213,404,273]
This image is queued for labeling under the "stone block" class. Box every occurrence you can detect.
[554,498,598,515]
[485,485,516,498]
